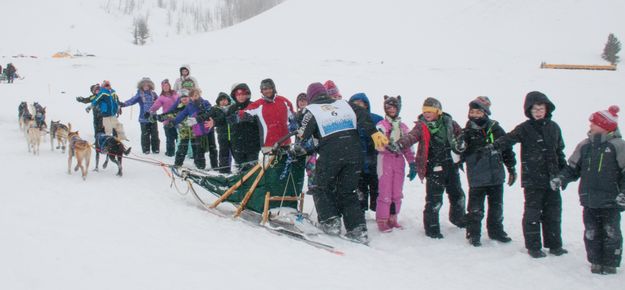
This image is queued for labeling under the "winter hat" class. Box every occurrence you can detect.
[297,93,307,102]
[179,89,190,97]
[469,96,492,115]
[90,84,100,94]
[260,78,276,91]
[383,95,402,114]
[306,82,328,103]
[589,105,620,132]
[161,79,170,86]
[216,92,231,105]
[323,80,342,99]
[423,97,442,115]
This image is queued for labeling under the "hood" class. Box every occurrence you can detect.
[137,77,155,91]
[180,64,191,75]
[216,92,232,105]
[349,93,371,112]
[524,91,555,119]
[230,83,251,101]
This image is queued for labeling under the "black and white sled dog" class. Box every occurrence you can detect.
[50,120,69,153]
[18,101,33,132]
[94,133,131,177]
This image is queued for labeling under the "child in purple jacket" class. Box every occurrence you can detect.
[375,96,415,232]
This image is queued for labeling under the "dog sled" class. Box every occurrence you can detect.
[168,134,344,254]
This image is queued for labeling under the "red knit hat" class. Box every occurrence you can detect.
[323,80,342,99]
[589,105,620,132]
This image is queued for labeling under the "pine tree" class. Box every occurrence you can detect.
[602,33,621,65]
[133,16,150,45]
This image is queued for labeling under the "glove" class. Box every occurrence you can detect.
[76,96,85,102]
[146,113,158,123]
[186,117,198,126]
[507,168,517,186]
[287,143,307,157]
[143,111,152,119]
[85,106,92,113]
[386,142,401,153]
[371,132,389,151]
[407,162,417,181]
[550,177,562,191]
[616,193,625,211]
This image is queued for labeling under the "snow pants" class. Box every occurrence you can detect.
[175,137,205,169]
[310,150,365,232]
[423,163,466,235]
[164,126,178,156]
[102,116,127,140]
[583,207,622,267]
[206,130,218,169]
[522,188,563,251]
[358,154,379,212]
[217,133,232,173]
[376,153,406,220]
[140,122,160,153]
[466,184,505,238]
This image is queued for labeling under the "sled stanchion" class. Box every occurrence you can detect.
[209,163,261,209]
[299,191,305,213]
[234,156,274,218]
[262,192,271,225]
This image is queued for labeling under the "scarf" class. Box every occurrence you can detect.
[386,116,402,142]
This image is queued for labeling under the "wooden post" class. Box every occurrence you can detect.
[209,163,261,208]
[234,156,275,218]
[261,192,271,225]
[298,191,305,213]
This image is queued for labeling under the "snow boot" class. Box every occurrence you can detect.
[603,266,617,274]
[468,236,482,247]
[376,219,392,233]
[528,249,547,258]
[320,216,342,236]
[426,231,444,239]
[590,264,602,274]
[345,225,369,245]
[489,231,512,243]
[548,247,568,256]
[388,214,403,229]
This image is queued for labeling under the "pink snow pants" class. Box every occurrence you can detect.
[376,152,406,220]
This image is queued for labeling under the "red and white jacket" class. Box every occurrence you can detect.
[239,95,295,147]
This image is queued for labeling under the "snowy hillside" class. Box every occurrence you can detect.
[1,0,625,289]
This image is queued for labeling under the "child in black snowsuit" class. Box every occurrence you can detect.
[461,97,517,247]
[227,83,261,171]
[553,105,625,274]
[197,92,233,173]
[492,91,568,258]
[76,84,105,142]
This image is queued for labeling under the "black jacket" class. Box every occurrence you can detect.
[494,93,566,189]
[462,118,516,187]
[560,131,625,208]
[297,97,376,157]
[227,99,261,156]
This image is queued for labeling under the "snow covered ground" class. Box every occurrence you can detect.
[1,0,624,289]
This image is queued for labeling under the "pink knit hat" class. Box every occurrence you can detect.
[323,80,342,99]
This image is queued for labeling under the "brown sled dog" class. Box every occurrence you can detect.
[50,120,69,153]
[67,124,92,180]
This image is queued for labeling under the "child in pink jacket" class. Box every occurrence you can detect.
[149,79,179,156]
[375,96,416,232]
